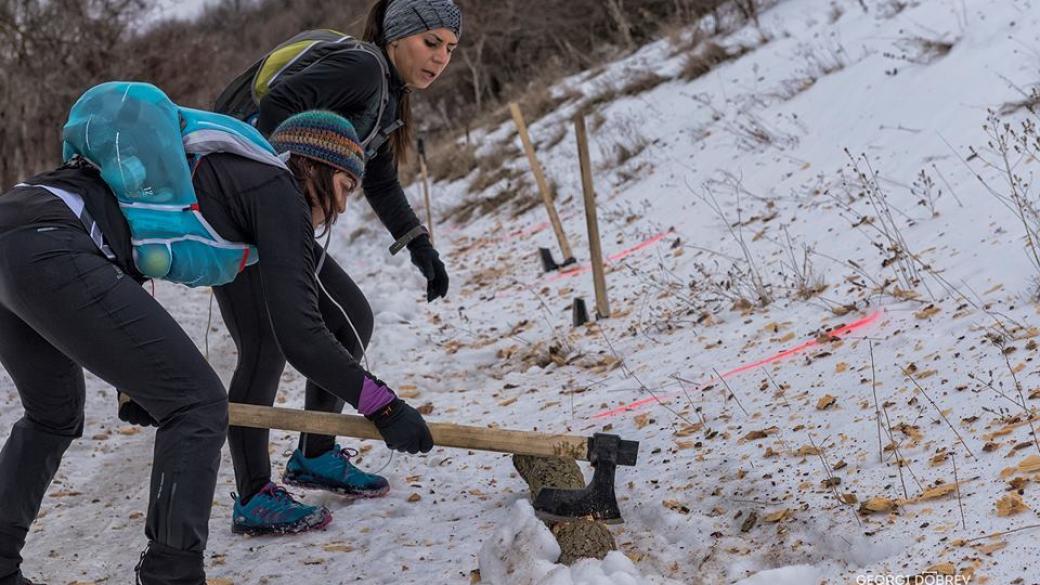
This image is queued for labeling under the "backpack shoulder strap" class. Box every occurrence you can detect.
[180,107,288,171]
[258,30,354,103]
[349,41,396,160]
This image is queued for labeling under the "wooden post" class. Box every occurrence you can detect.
[417,138,434,246]
[509,102,575,264]
[574,113,611,319]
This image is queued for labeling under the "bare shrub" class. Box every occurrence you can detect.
[1000,87,1040,116]
[691,181,774,307]
[910,169,942,217]
[428,140,478,184]
[824,151,926,295]
[968,112,1040,288]
[779,227,827,300]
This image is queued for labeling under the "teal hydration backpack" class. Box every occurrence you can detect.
[61,81,288,287]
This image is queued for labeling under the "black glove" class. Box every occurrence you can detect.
[117,393,158,427]
[408,235,449,302]
[366,398,434,454]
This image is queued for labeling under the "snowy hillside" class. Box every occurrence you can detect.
[5,0,1040,583]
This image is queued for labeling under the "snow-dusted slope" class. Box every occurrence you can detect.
[4,0,1040,583]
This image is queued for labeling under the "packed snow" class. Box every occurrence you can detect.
[3,0,1040,583]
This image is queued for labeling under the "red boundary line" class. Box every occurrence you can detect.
[591,310,884,419]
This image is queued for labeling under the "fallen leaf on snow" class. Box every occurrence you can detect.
[674,423,704,437]
[908,483,960,503]
[663,500,690,514]
[977,540,1007,555]
[1017,454,1040,473]
[996,493,1029,516]
[915,305,941,320]
[816,395,837,410]
[859,497,897,513]
[634,413,652,429]
[743,426,779,441]
[923,562,956,575]
[795,445,821,457]
[762,509,791,523]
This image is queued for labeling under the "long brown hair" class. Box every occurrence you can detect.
[363,0,413,164]
[288,155,341,236]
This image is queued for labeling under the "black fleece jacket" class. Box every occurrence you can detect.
[255,47,422,244]
[4,155,369,407]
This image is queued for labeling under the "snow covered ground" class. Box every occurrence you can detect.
[4,0,1040,583]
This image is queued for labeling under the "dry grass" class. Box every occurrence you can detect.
[480,85,584,131]
[446,177,537,224]
[427,140,478,184]
[468,145,524,195]
[884,35,957,65]
[1000,87,1040,116]
[619,71,671,96]
[680,41,749,81]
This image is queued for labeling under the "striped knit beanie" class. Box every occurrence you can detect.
[269,111,365,180]
[384,0,462,44]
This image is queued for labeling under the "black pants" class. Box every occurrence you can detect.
[214,245,373,500]
[0,225,227,585]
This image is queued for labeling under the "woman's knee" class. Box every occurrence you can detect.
[25,408,85,439]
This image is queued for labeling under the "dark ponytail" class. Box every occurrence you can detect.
[363,0,414,164]
[288,155,341,236]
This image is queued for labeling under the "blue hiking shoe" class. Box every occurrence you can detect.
[231,482,332,536]
[283,445,390,498]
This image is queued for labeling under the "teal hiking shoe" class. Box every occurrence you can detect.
[283,445,390,498]
[231,482,332,536]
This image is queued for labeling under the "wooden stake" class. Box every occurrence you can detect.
[509,102,574,263]
[574,113,610,318]
[417,138,434,246]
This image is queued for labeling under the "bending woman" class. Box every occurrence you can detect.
[198,0,461,523]
[0,104,431,584]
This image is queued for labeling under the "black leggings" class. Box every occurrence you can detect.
[214,244,373,500]
[0,224,227,584]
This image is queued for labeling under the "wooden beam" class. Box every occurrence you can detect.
[229,403,590,461]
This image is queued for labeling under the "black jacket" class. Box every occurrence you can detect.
[4,155,370,407]
[255,47,422,244]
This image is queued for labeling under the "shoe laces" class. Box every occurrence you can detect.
[262,483,301,505]
[335,446,360,464]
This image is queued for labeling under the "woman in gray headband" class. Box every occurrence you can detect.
[185,0,463,538]
[378,0,462,90]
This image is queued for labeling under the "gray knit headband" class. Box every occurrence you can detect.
[383,0,462,44]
